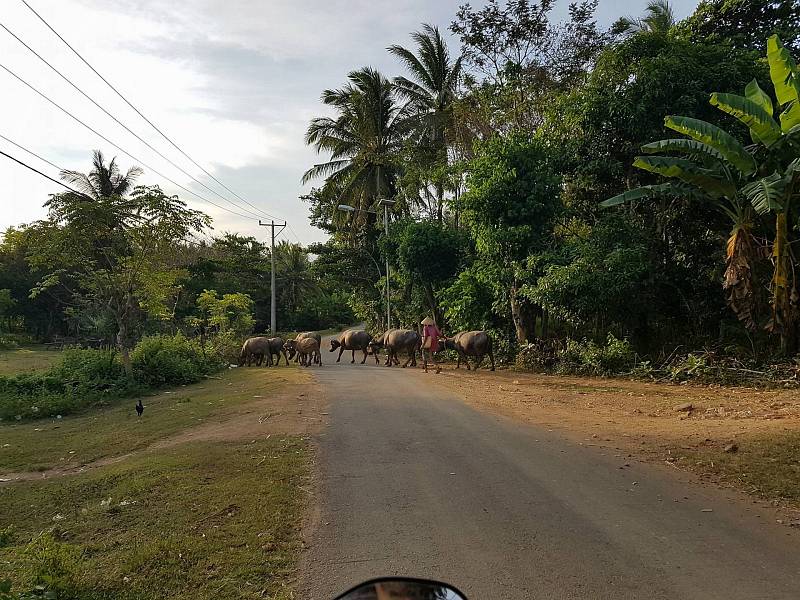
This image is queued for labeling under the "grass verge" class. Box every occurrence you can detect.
[0,437,309,599]
[681,432,800,504]
[0,366,307,473]
[0,347,61,376]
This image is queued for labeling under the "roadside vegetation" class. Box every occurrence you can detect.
[0,437,309,600]
[0,365,314,599]
[300,0,800,386]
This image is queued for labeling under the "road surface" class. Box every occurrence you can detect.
[299,350,800,599]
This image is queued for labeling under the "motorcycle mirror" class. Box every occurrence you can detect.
[334,577,467,600]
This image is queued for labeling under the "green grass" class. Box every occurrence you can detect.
[684,432,800,503]
[0,346,61,376]
[0,367,306,473]
[0,438,309,600]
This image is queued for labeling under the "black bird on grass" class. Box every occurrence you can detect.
[135,399,143,417]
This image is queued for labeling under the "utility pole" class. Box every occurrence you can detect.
[384,202,390,330]
[258,220,286,334]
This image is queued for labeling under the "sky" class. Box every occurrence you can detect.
[0,0,700,245]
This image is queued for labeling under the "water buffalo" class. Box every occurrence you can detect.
[330,329,372,364]
[239,336,270,366]
[294,331,322,364]
[369,329,420,368]
[291,336,321,367]
[443,330,496,371]
[264,337,288,366]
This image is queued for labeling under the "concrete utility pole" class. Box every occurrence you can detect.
[258,220,286,334]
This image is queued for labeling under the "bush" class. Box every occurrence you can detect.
[557,334,635,376]
[516,340,559,371]
[0,335,222,421]
[131,334,208,387]
[204,329,243,367]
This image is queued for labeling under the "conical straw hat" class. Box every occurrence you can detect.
[421,316,435,326]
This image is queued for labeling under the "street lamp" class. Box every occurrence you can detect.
[338,199,396,330]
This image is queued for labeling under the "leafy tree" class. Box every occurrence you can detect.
[450,0,607,133]
[458,134,560,342]
[391,220,465,321]
[27,154,210,372]
[603,35,800,352]
[677,0,800,54]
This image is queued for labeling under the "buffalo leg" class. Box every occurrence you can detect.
[475,354,484,370]
[351,349,356,364]
[361,348,367,364]
[337,347,345,362]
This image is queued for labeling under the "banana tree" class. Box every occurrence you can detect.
[603,35,800,351]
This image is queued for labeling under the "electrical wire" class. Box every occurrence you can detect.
[20,0,287,223]
[0,147,90,199]
[0,21,273,222]
[0,61,257,221]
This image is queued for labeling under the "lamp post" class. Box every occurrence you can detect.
[338,199,395,330]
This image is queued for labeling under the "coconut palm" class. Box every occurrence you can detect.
[60,150,142,200]
[303,67,410,228]
[389,24,463,221]
[389,24,462,150]
[618,0,676,36]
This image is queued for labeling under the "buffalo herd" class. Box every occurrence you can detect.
[239,328,495,371]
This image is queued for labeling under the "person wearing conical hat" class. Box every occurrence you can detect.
[420,316,442,374]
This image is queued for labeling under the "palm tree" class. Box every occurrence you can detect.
[303,67,409,230]
[274,241,319,312]
[389,24,463,222]
[618,0,676,36]
[60,150,142,200]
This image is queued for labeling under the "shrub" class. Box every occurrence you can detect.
[515,340,559,371]
[557,334,635,376]
[131,334,208,387]
[204,329,243,367]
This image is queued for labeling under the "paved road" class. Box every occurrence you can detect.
[299,353,800,599]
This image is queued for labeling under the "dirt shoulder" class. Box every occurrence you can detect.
[428,366,800,519]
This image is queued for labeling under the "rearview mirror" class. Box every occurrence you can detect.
[334,577,467,600]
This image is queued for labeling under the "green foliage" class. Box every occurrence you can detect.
[558,335,637,376]
[515,334,636,375]
[459,134,560,262]
[21,533,81,598]
[395,221,465,284]
[0,527,13,549]
[130,334,207,387]
[0,337,220,421]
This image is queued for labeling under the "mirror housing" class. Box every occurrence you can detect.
[334,577,467,600]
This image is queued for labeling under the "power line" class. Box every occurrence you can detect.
[0,21,271,222]
[0,132,62,171]
[20,0,286,223]
[0,61,257,221]
[0,148,90,199]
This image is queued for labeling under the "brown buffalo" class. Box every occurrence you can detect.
[264,337,288,366]
[330,329,372,364]
[239,336,269,366]
[283,338,322,367]
[369,329,420,368]
[443,330,496,371]
[294,331,322,364]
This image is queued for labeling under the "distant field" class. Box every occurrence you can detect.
[0,346,61,376]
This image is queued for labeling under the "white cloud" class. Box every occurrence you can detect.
[1,0,701,245]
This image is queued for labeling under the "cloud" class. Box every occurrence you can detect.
[1,0,701,245]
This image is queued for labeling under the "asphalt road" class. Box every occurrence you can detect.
[299,350,800,599]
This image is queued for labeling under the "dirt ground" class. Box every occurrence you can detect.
[428,365,800,517]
